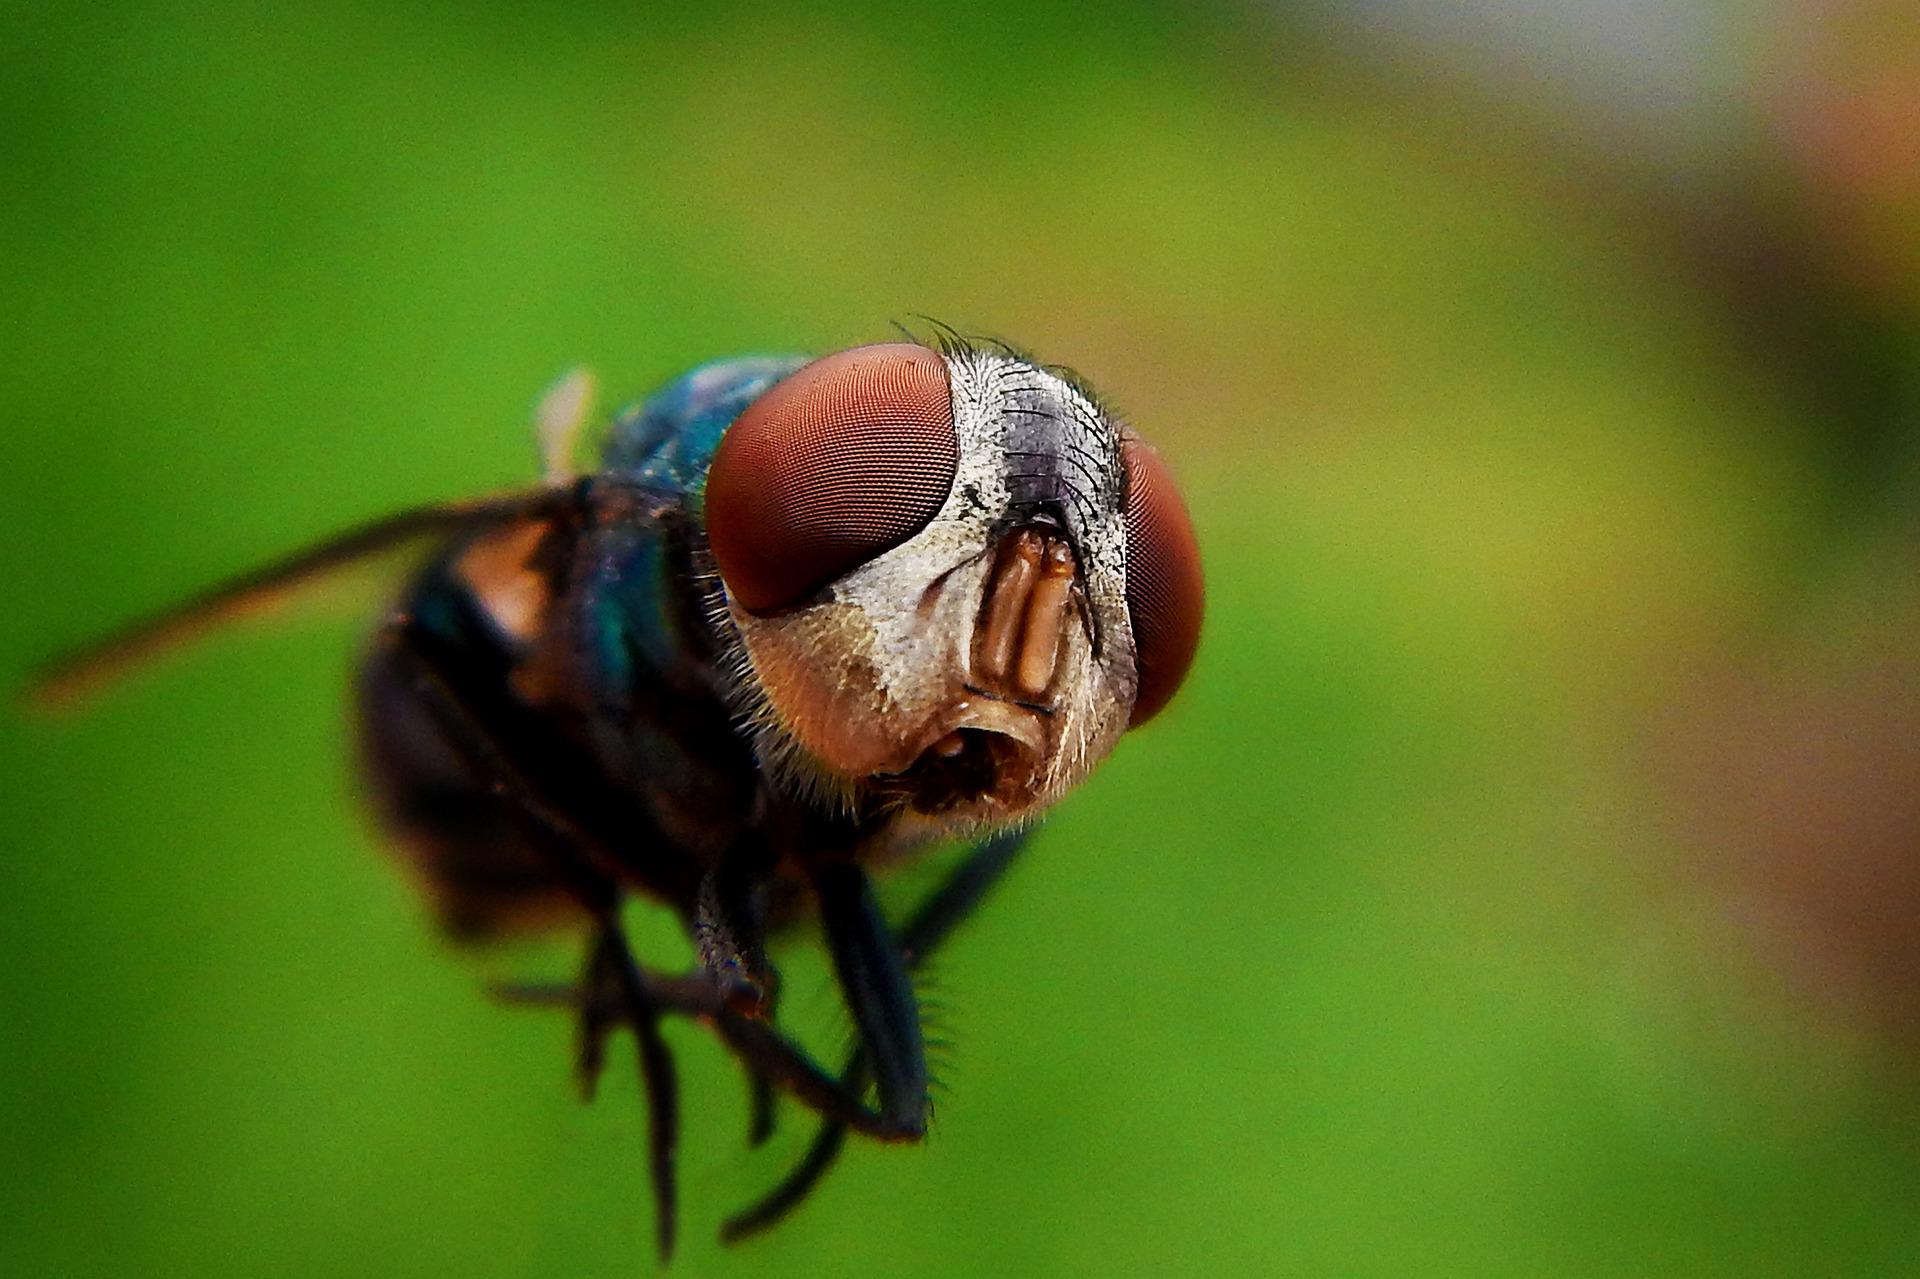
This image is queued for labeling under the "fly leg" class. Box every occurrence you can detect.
[720,827,1030,1242]
[580,912,682,1261]
[745,1072,778,1149]
[382,618,683,1261]
[668,802,938,1145]
[693,844,779,1020]
[520,856,950,1144]
[487,819,1033,1241]
[687,858,929,1145]
[813,859,927,1136]
[692,844,783,1151]
[498,957,931,1142]
[500,861,783,1153]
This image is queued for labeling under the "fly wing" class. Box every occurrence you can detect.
[27,489,568,708]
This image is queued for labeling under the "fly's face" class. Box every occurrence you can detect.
[705,343,1202,829]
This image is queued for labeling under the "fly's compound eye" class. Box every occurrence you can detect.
[1119,431,1203,725]
[705,344,959,614]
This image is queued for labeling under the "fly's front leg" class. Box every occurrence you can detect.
[693,842,779,1019]
[745,1071,778,1149]
[692,842,784,1149]
[812,860,927,1137]
[722,828,1031,1243]
[685,855,929,1145]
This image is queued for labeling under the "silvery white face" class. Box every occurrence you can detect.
[701,342,1201,838]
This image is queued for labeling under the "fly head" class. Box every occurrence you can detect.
[703,341,1202,836]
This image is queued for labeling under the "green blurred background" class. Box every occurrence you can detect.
[6,3,1920,1275]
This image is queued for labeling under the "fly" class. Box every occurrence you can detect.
[31,332,1204,1257]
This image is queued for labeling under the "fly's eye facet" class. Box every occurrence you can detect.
[705,344,958,614]
[1119,432,1203,725]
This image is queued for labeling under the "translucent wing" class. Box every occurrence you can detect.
[27,489,567,708]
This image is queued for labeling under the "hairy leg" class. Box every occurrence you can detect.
[720,828,1030,1241]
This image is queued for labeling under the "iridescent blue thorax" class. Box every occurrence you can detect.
[599,356,808,496]
[561,357,813,866]
[576,355,806,699]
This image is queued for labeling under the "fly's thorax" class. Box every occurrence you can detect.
[710,346,1141,830]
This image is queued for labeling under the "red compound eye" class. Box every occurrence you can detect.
[1119,431,1203,725]
[706,344,958,614]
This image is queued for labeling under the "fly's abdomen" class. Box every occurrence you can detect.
[358,646,581,939]
[356,520,585,940]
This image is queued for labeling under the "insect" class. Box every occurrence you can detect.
[33,333,1204,1256]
